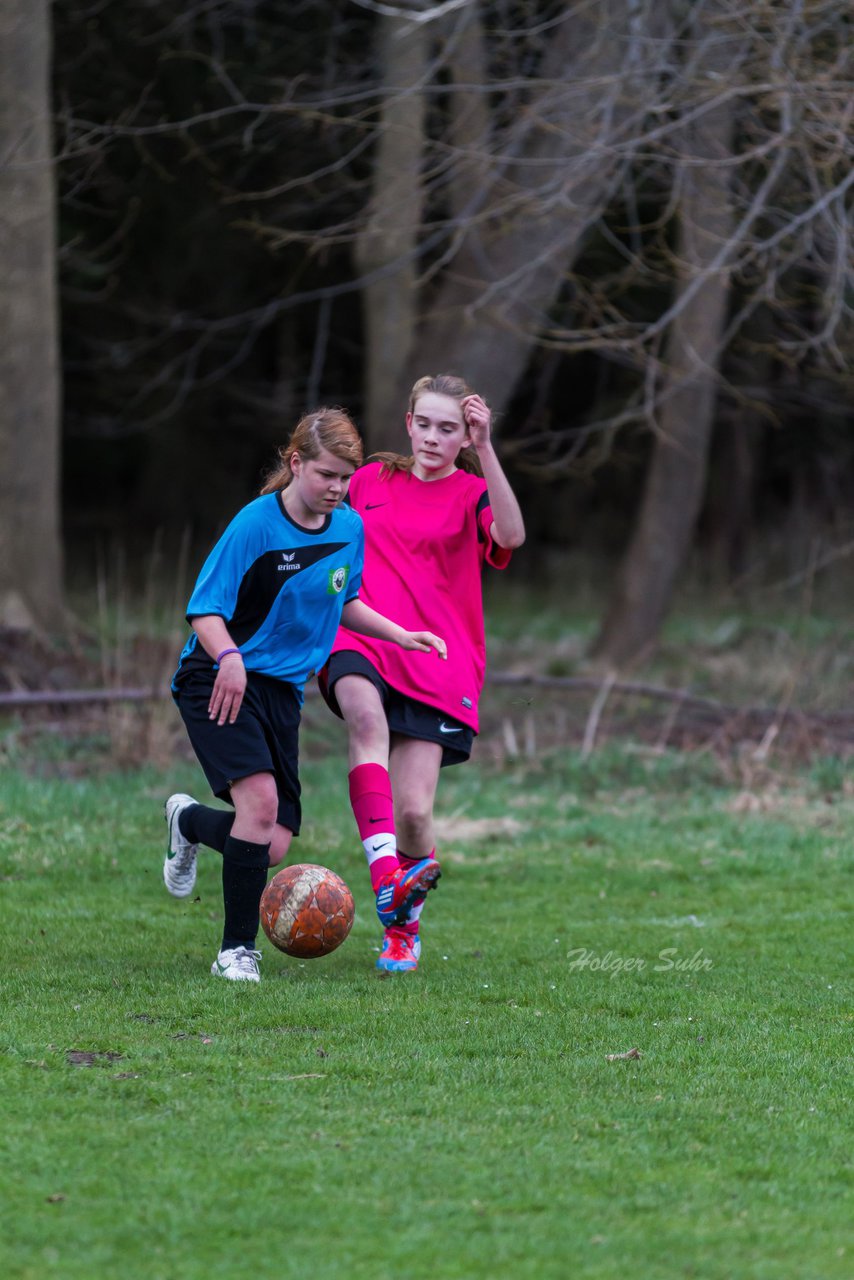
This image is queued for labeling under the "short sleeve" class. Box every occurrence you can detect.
[476,490,512,569]
[344,516,364,602]
[185,507,259,621]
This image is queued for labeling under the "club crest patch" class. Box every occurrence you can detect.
[327,565,349,594]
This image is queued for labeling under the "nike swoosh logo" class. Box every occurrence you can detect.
[364,503,387,510]
[368,816,385,823]
[439,722,462,734]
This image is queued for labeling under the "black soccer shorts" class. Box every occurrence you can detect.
[174,669,302,833]
[320,650,474,767]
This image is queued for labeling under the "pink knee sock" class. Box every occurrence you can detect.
[349,763,399,892]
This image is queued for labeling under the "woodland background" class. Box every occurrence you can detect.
[1,0,852,669]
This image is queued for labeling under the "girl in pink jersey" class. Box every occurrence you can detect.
[320,374,525,971]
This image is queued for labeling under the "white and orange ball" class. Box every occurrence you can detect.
[260,863,355,959]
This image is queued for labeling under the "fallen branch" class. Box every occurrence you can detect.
[0,686,166,707]
[2,674,852,745]
[491,671,751,716]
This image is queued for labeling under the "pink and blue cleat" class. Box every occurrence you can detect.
[375,857,440,927]
[377,929,422,973]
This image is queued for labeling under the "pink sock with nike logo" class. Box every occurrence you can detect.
[349,763,399,892]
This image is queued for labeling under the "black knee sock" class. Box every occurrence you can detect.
[221,836,270,951]
[180,803,234,853]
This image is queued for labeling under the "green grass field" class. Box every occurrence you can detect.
[1,736,852,1279]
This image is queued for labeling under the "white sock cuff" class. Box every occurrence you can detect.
[364,833,397,865]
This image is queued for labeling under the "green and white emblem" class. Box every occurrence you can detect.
[327,565,349,594]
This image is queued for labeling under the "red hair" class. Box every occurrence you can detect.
[260,407,363,493]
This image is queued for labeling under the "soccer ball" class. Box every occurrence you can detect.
[260,863,355,959]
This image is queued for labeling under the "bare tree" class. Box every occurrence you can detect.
[508,0,853,660]
[355,5,429,439]
[0,0,64,631]
[592,1,736,665]
[350,1,675,435]
[47,0,853,642]
[403,0,672,416]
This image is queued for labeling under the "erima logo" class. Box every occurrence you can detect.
[278,551,300,572]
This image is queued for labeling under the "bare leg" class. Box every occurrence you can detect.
[268,826,294,867]
[389,735,442,857]
[227,773,293,865]
[374,736,443,967]
[334,674,390,767]
[230,771,280,844]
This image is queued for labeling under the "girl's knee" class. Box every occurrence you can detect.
[396,799,433,846]
[347,703,386,742]
[233,778,279,831]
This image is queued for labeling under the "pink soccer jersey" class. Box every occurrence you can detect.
[331,462,511,731]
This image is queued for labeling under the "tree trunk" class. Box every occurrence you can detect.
[592,15,736,667]
[0,0,64,630]
[397,0,670,422]
[707,416,763,584]
[354,11,428,448]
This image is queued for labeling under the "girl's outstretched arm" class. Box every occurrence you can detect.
[341,599,447,659]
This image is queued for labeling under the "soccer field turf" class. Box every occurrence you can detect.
[1,751,851,1280]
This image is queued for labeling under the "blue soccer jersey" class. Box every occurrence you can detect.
[172,492,363,695]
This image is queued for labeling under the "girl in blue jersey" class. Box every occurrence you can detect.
[163,408,446,982]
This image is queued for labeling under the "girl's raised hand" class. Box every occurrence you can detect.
[461,394,492,449]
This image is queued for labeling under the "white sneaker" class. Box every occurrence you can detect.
[163,793,199,898]
[211,946,261,982]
